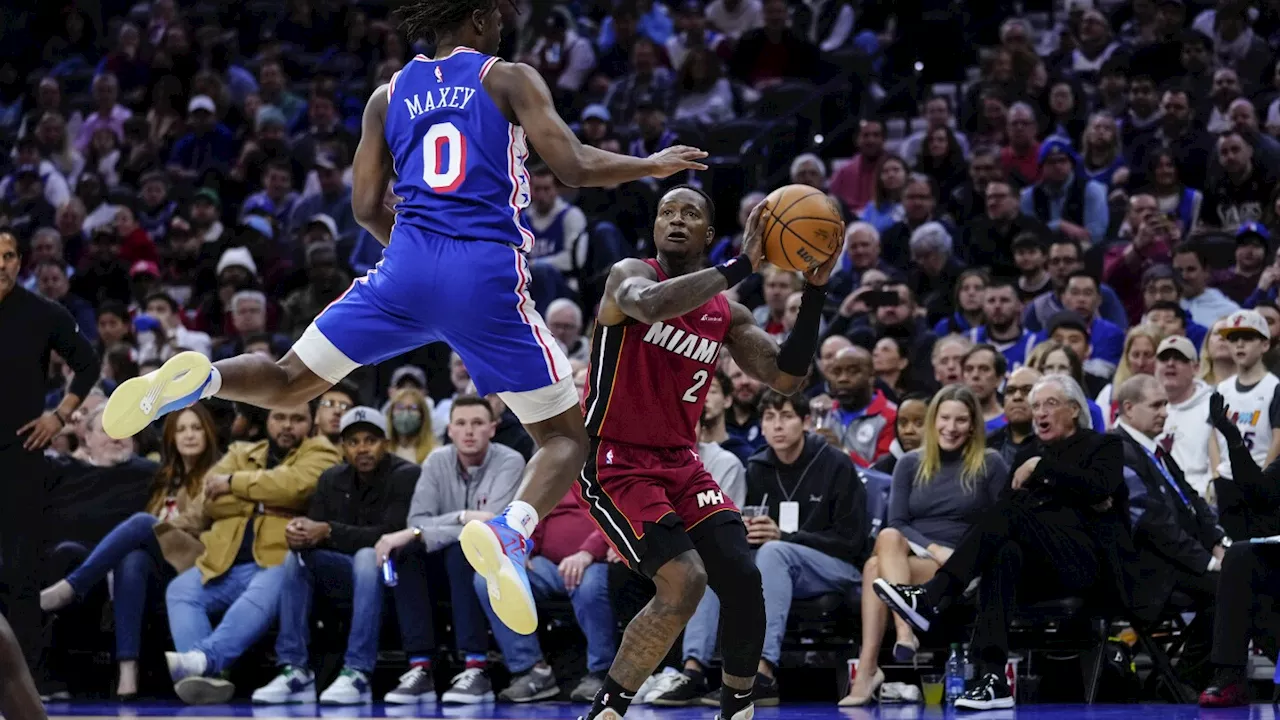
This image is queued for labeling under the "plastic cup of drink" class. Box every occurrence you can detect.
[921,674,944,706]
[742,505,768,519]
[1005,657,1021,699]
[845,658,859,695]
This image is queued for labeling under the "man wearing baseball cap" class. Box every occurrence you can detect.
[1213,310,1280,480]
[1157,335,1215,496]
[170,95,236,180]
[253,406,420,705]
[1219,222,1271,304]
[1020,137,1109,245]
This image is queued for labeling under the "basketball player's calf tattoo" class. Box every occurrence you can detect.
[609,596,691,689]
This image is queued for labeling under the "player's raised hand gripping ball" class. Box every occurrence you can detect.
[760,184,844,272]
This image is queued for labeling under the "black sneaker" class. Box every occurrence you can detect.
[753,674,779,707]
[954,672,1015,711]
[697,687,720,707]
[872,579,937,633]
[651,672,707,706]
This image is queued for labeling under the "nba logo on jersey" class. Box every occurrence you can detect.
[606,449,615,465]
[434,66,443,83]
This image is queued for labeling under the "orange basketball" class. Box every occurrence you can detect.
[761,184,843,272]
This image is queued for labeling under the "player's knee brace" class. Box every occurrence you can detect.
[692,516,765,678]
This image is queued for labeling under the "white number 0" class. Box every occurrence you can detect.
[421,121,467,192]
[682,369,709,403]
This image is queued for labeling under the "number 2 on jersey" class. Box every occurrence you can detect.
[421,122,467,192]
[682,369,709,403]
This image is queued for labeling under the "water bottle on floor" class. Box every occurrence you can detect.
[945,643,966,702]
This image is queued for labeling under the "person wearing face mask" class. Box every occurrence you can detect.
[844,386,1007,706]
[386,387,437,464]
[876,374,1130,711]
[41,406,220,699]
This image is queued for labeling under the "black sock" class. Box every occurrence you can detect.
[587,675,634,719]
[1212,665,1246,687]
[683,666,704,685]
[721,683,753,718]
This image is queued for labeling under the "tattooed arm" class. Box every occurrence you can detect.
[597,258,744,326]
[724,241,840,395]
[724,301,807,394]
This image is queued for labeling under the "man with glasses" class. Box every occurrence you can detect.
[989,366,1043,466]
[962,179,1050,279]
[1024,237,1129,332]
[313,380,359,444]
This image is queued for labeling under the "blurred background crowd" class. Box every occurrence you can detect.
[6,0,1280,710]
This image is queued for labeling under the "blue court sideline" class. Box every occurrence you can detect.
[38,702,1280,720]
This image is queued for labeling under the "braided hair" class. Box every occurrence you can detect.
[399,0,499,43]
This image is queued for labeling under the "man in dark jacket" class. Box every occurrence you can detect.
[876,375,1130,710]
[962,179,1051,279]
[251,406,418,706]
[1111,375,1223,687]
[744,391,867,704]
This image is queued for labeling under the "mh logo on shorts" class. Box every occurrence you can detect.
[696,490,724,508]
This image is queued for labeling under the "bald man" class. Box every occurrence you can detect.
[1111,374,1224,687]
[822,347,896,467]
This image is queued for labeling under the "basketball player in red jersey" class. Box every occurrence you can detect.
[0,612,44,720]
[577,186,838,720]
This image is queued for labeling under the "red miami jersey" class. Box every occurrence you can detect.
[583,259,732,448]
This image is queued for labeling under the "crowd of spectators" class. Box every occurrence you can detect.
[8,0,1280,710]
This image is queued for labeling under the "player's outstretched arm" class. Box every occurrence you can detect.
[489,62,707,188]
[598,202,769,326]
[599,258,741,326]
[351,84,396,246]
[724,249,840,395]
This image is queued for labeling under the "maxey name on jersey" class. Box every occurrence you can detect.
[403,87,478,119]
[642,321,723,364]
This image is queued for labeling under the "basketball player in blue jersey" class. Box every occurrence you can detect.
[101,0,708,638]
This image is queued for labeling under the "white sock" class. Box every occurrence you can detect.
[502,501,539,540]
[201,367,222,399]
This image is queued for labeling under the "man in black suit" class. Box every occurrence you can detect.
[1111,374,1225,688]
[874,375,1131,711]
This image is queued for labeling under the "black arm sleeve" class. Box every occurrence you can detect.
[49,302,100,400]
[777,283,827,375]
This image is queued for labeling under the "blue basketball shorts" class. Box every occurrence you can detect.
[294,229,577,423]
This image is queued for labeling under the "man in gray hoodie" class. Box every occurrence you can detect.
[373,396,525,705]
[1157,336,1215,497]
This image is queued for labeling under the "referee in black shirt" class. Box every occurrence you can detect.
[0,230,99,697]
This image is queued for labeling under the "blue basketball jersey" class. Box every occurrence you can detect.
[384,48,535,251]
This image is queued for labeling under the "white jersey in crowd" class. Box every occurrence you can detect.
[1215,372,1280,480]
[698,441,746,508]
[1161,379,1214,497]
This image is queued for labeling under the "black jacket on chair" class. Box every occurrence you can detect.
[1110,426,1223,624]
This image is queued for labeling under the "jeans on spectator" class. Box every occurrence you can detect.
[274,548,384,673]
[682,587,720,667]
[65,512,167,661]
[393,542,486,656]
[166,562,285,674]
[473,556,615,674]
[757,541,860,665]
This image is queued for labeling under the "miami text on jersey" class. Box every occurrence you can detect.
[642,321,723,364]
